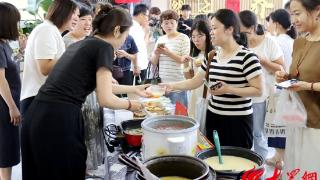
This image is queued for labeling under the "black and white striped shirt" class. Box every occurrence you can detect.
[201,47,262,116]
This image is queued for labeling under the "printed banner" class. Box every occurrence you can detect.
[225,0,240,12]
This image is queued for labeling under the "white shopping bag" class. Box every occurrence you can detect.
[195,97,208,135]
[274,90,307,128]
[195,49,215,135]
[264,92,286,137]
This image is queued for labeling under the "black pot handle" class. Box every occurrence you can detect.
[118,153,143,174]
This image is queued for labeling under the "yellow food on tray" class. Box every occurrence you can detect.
[143,99,171,116]
[144,101,162,107]
[153,106,164,111]
[144,102,164,111]
[151,92,164,98]
[133,110,147,118]
[153,110,170,116]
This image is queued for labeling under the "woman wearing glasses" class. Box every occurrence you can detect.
[183,19,213,118]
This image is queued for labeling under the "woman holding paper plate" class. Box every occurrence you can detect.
[21,6,149,179]
[162,9,263,148]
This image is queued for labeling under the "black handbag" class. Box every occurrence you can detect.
[143,62,161,85]
[112,60,124,80]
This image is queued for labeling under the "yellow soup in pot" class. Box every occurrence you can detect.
[204,156,258,171]
[161,177,191,180]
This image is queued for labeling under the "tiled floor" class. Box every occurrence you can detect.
[12,148,277,180]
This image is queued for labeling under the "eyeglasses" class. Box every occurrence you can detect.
[191,34,205,40]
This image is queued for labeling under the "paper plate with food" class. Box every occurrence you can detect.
[146,85,166,98]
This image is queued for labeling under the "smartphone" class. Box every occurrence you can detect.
[210,81,223,90]
[275,79,298,89]
[157,43,165,48]
[203,80,222,90]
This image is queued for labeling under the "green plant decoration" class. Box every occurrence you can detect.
[40,0,53,13]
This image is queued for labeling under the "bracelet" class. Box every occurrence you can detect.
[311,82,315,91]
[127,100,132,110]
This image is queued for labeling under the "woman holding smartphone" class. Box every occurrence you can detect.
[150,10,191,107]
[276,0,320,177]
[163,9,263,147]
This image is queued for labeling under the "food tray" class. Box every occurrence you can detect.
[141,97,175,117]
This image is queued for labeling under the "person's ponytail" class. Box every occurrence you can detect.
[92,4,132,36]
[287,25,297,39]
[235,32,248,47]
[256,24,265,35]
[96,3,113,16]
[92,3,113,34]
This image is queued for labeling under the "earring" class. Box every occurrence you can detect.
[114,31,120,38]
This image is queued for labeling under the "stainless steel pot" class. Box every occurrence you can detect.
[141,115,199,160]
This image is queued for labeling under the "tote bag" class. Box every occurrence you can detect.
[274,90,307,128]
[264,91,286,137]
[194,50,214,135]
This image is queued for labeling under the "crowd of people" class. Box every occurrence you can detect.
[0,0,319,179]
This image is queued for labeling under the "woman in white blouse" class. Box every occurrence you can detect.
[239,10,285,160]
[20,0,79,116]
[266,8,297,169]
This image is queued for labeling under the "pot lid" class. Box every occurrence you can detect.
[142,115,199,134]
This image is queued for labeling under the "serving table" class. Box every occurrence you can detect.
[103,97,212,180]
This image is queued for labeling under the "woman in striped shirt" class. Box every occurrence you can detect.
[163,9,263,148]
[150,10,190,107]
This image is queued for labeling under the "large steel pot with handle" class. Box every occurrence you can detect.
[141,115,199,160]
